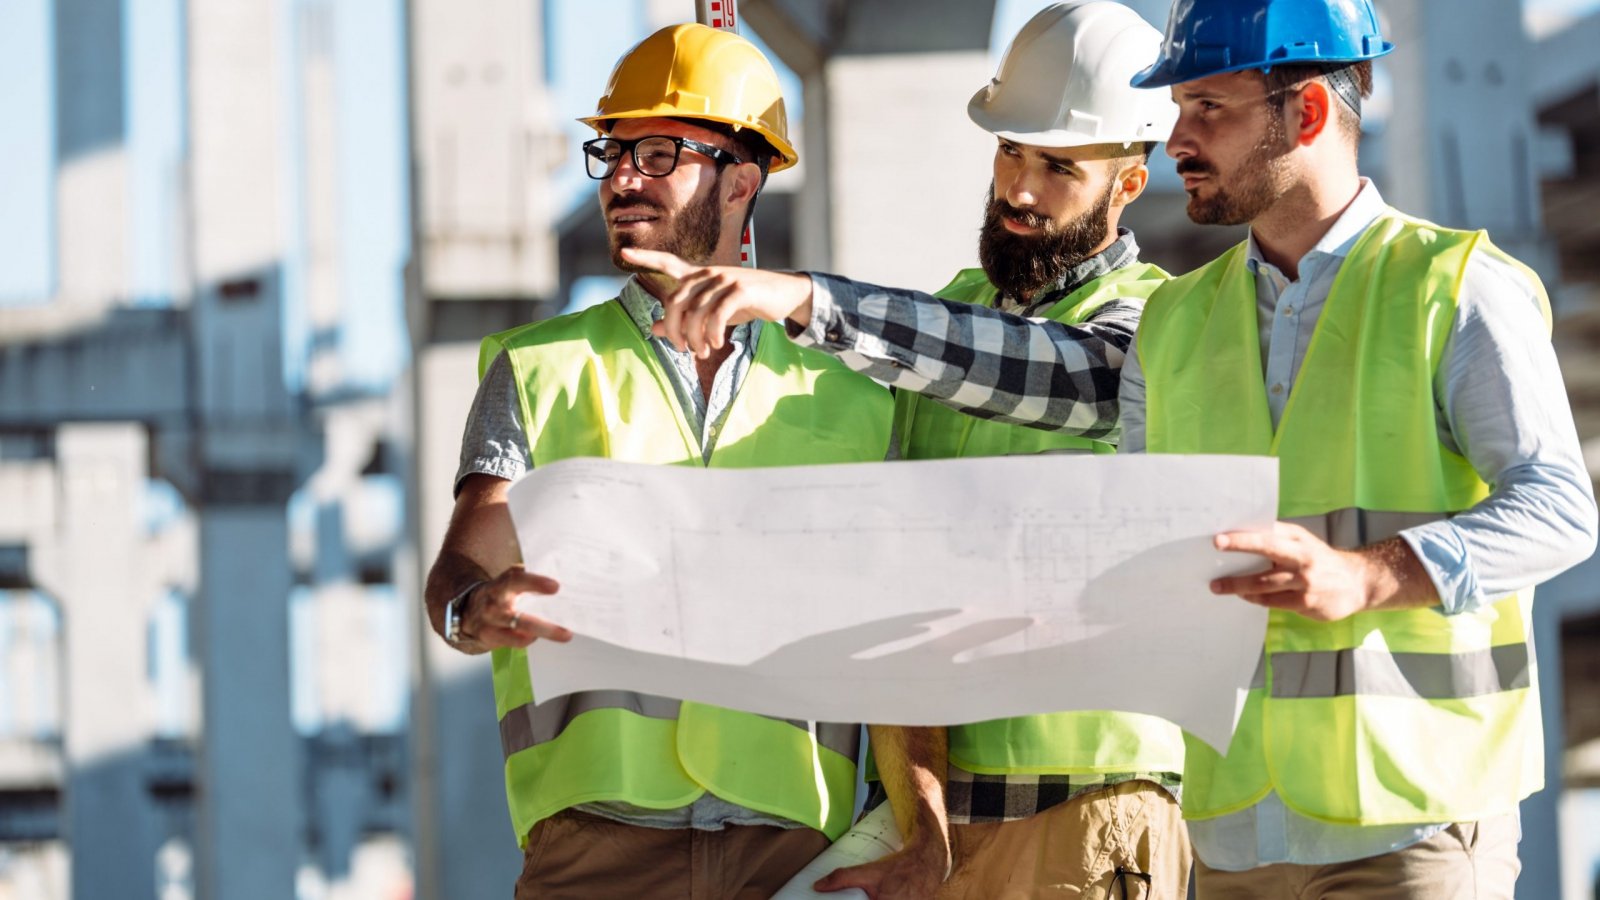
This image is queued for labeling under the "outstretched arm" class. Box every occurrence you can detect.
[622,248,1136,438]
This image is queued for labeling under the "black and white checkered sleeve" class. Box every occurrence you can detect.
[793,272,1140,440]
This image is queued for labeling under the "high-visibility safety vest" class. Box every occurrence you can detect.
[481,299,893,844]
[1138,209,1548,825]
[900,265,1187,776]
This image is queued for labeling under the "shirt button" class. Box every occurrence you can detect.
[1282,305,1294,316]
[1270,383,1284,395]
[826,330,841,342]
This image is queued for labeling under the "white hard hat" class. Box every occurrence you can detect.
[969,1,1178,149]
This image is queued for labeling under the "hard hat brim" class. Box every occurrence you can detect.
[1130,41,1395,89]
[967,87,1175,148]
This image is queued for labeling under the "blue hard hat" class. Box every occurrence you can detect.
[1131,0,1394,89]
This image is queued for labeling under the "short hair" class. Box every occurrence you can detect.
[1260,60,1372,144]
[685,120,776,174]
[1128,141,1158,163]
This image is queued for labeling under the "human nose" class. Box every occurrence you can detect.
[1166,115,1198,161]
[608,149,645,193]
[1004,167,1038,208]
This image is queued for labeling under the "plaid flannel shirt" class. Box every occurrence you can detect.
[807,232,1181,821]
[792,230,1144,443]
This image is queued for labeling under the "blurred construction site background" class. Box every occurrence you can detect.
[2,1,1600,898]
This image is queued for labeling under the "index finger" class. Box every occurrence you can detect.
[619,247,695,280]
[1214,530,1301,566]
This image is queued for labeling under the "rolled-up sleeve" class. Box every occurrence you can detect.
[1399,255,1598,614]
[795,272,1139,440]
[453,351,533,495]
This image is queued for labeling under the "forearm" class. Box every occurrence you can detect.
[869,725,951,857]
[1354,537,1439,611]
[796,273,1135,436]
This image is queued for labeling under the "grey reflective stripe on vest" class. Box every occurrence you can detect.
[1269,643,1531,700]
[499,690,862,762]
[499,690,681,759]
[1285,509,1447,551]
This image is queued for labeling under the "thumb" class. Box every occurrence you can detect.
[619,246,693,278]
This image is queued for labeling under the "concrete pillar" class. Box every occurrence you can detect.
[409,0,558,300]
[186,1,304,896]
[53,0,129,307]
[1379,0,1549,267]
[48,424,157,900]
[747,0,998,287]
[193,502,299,900]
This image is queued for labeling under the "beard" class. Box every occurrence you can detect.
[1178,114,1295,226]
[977,177,1118,302]
[608,176,724,272]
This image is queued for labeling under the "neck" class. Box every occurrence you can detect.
[1248,169,1361,281]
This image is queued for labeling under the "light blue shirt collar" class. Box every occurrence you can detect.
[1245,178,1386,278]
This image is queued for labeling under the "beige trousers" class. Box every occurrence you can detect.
[937,781,1192,899]
[1194,815,1522,900]
[513,809,829,900]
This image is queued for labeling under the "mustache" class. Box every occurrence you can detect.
[606,197,666,215]
[989,198,1051,231]
[1175,158,1216,177]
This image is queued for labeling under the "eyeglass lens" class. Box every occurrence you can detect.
[585,136,682,179]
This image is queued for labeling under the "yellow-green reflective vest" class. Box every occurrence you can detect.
[901,265,1187,775]
[1138,209,1547,826]
[481,299,893,844]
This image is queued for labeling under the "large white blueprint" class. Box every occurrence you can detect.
[506,454,1276,751]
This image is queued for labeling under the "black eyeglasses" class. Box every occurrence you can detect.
[582,135,744,180]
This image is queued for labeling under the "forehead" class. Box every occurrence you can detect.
[1002,138,1130,165]
[1173,70,1267,102]
[608,117,724,145]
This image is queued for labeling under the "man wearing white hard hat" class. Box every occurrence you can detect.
[624,4,1190,897]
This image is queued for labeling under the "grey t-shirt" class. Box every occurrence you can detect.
[455,277,802,832]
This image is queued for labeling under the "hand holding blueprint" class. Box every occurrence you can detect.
[507,454,1275,751]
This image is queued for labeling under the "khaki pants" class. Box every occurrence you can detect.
[513,809,829,900]
[1194,815,1521,900]
[937,781,1192,899]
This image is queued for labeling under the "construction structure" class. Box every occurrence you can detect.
[2,1,1599,898]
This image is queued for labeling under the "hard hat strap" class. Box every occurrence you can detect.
[1322,65,1363,116]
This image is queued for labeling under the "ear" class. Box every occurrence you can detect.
[720,161,763,211]
[1293,79,1333,146]
[1110,161,1149,208]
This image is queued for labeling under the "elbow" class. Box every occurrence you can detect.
[1552,484,1599,576]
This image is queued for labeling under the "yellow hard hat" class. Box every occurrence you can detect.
[579,23,798,173]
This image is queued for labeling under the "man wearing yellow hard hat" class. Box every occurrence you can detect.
[422,23,891,898]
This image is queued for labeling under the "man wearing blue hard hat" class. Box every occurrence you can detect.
[1123,0,1597,896]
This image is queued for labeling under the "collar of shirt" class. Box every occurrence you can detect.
[618,275,757,347]
[1011,227,1142,316]
[1245,178,1386,287]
